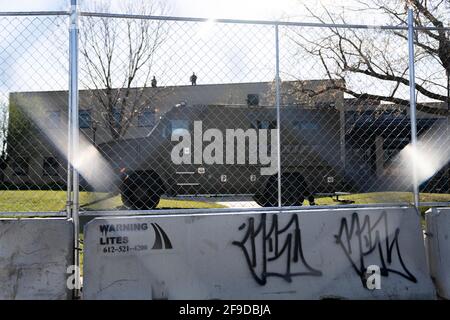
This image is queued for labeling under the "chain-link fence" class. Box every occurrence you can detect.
[0,13,69,213]
[0,9,449,214]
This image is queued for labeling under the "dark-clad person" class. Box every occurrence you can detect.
[190,72,197,85]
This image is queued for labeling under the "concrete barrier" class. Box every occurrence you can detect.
[83,206,435,299]
[425,207,450,299]
[0,218,73,299]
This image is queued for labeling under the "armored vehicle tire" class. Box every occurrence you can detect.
[120,171,164,210]
[253,173,308,207]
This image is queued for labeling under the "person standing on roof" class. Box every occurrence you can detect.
[190,72,197,85]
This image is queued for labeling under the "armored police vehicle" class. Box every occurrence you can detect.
[98,102,344,209]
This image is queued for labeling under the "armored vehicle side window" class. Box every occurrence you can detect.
[256,120,276,129]
[294,120,318,131]
[162,119,190,138]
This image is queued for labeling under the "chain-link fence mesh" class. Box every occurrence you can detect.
[414,28,450,205]
[280,25,415,206]
[0,14,69,212]
[0,11,449,212]
[278,24,449,208]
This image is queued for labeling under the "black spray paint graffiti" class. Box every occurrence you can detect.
[233,213,322,285]
[335,211,417,286]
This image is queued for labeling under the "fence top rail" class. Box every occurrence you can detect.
[0,11,69,16]
[80,11,411,30]
[0,10,448,31]
[79,11,450,31]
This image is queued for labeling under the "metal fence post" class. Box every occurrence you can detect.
[407,8,420,209]
[69,0,80,298]
[447,26,450,193]
[275,24,282,209]
[66,122,72,219]
[66,9,73,218]
[66,66,72,221]
[447,68,450,193]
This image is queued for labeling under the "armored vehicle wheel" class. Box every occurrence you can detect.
[253,173,308,207]
[120,171,163,210]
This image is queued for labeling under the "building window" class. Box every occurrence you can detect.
[113,108,121,127]
[43,157,60,176]
[247,94,259,106]
[47,111,60,128]
[138,109,155,127]
[13,158,29,176]
[79,110,91,129]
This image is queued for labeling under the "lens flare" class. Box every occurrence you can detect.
[13,93,115,191]
[392,121,450,188]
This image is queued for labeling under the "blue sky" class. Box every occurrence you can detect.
[0,0,383,22]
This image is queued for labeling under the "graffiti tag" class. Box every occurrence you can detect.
[335,211,417,286]
[233,213,322,285]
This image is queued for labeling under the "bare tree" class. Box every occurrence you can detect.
[289,0,449,116]
[80,0,169,140]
